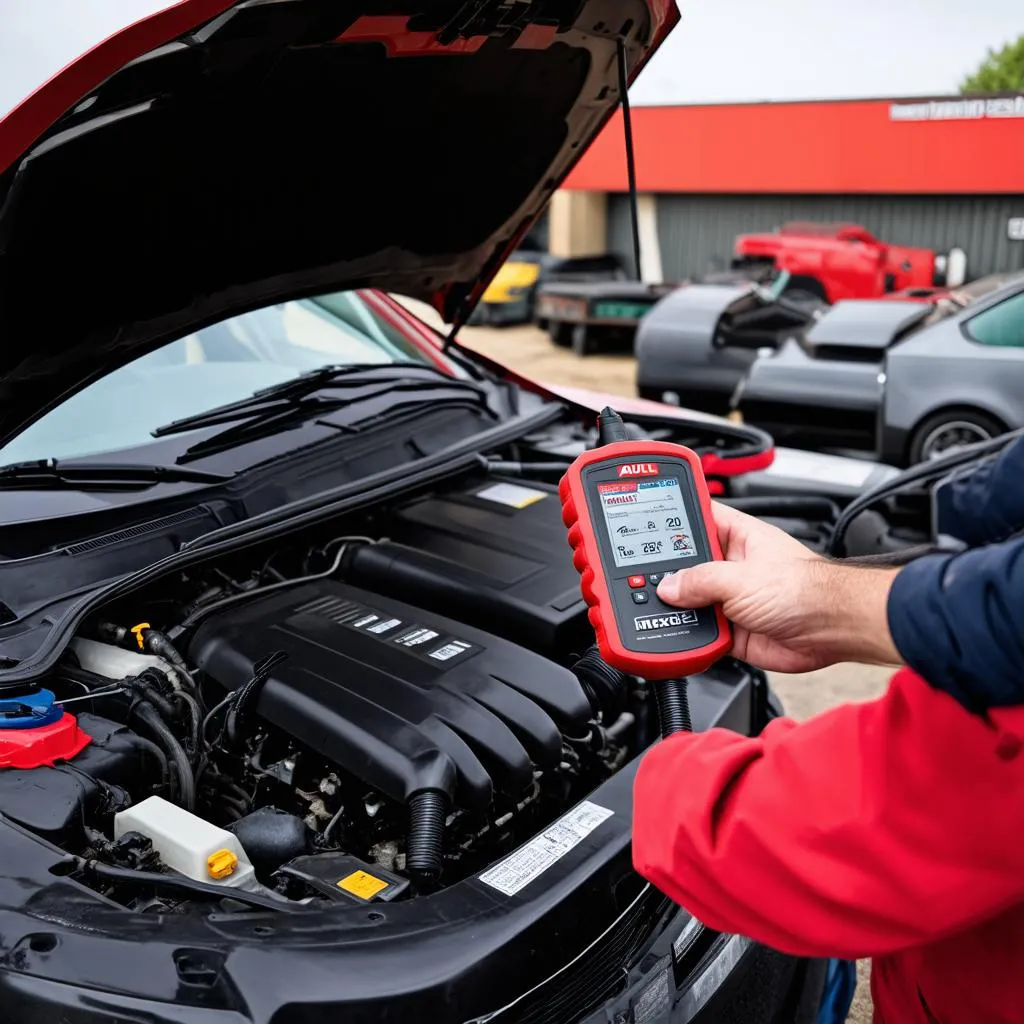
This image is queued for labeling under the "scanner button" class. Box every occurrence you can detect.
[627,575,646,588]
[631,591,650,605]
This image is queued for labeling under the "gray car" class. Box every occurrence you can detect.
[734,272,1024,465]
[635,277,825,414]
[878,274,1024,463]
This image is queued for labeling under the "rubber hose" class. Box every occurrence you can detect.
[407,791,446,884]
[134,700,196,811]
[572,645,630,720]
[122,734,170,793]
[654,678,692,737]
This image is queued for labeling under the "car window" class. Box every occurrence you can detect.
[964,291,1024,348]
[0,291,438,468]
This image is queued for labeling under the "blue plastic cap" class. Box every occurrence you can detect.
[0,689,63,730]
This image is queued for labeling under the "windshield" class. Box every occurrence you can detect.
[0,291,438,468]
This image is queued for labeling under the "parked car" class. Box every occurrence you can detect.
[536,279,677,355]
[467,250,627,327]
[732,221,968,303]
[735,272,1024,463]
[636,272,828,413]
[0,2,914,1021]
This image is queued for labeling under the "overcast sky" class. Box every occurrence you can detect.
[0,0,1021,120]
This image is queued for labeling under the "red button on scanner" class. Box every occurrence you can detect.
[628,575,646,588]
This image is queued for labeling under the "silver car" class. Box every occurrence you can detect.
[878,273,1024,463]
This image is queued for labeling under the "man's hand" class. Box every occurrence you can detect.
[656,503,902,673]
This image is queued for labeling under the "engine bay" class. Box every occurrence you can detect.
[0,396,946,921]
[1,462,746,915]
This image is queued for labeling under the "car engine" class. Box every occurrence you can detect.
[0,470,707,912]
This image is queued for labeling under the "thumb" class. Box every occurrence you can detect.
[656,562,740,608]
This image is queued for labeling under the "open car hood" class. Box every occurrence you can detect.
[0,0,676,449]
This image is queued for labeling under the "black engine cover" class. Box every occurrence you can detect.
[189,582,591,810]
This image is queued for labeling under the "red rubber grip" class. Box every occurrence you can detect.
[559,441,732,679]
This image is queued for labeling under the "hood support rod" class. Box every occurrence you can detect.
[617,39,643,282]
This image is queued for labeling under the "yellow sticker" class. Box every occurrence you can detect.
[337,869,388,900]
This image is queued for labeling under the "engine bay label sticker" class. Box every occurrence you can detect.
[394,627,439,647]
[367,617,402,635]
[475,482,547,509]
[337,869,389,901]
[478,801,614,896]
[429,640,472,662]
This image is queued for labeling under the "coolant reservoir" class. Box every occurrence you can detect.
[114,796,258,890]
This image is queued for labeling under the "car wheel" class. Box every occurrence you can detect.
[571,324,592,357]
[909,410,1005,464]
[548,321,572,347]
[536,317,549,332]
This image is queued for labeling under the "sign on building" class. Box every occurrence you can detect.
[1009,219,1024,243]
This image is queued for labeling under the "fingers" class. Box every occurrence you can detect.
[657,562,739,609]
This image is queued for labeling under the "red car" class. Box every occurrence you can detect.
[733,221,967,303]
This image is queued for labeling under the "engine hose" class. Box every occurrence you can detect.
[133,700,196,811]
[122,734,170,793]
[572,645,630,721]
[654,678,692,737]
[406,791,447,884]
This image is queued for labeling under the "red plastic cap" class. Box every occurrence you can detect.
[0,714,92,769]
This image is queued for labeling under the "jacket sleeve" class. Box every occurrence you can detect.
[632,668,1024,961]
[887,533,1024,710]
[934,434,1024,546]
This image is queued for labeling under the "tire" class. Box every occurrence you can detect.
[908,409,1005,464]
[536,317,549,332]
[548,321,572,347]
[571,323,592,357]
[783,275,828,302]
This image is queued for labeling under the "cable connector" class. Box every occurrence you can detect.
[597,407,629,446]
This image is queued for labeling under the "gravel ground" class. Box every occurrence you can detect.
[407,307,887,1021]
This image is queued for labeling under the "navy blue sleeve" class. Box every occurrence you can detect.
[935,435,1024,546]
[887,535,1024,710]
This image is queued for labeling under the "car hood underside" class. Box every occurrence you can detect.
[0,0,674,447]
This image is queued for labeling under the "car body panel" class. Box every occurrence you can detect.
[734,221,949,302]
[635,284,759,410]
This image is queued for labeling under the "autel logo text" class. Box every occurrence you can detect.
[617,463,659,478]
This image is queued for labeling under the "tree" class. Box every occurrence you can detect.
[960,35,1024,94]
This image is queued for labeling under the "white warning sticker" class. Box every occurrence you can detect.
[475,482,547,509]
[429,641,470,662]
[478,801,614,896]
[395,628,439,647]
[367,618,401,634]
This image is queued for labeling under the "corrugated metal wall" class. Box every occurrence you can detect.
[607,193,1024,283]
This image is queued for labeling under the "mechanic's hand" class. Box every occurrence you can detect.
[656,502,902,673]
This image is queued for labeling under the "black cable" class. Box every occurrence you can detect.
[572,645,630,721]
[133,701,196,811]
[617,39,643,282]
[827,428,1023,557]
[75,859,291,912]
[597,407,629,446]
[654,679,692,737]
[121,734,170,793]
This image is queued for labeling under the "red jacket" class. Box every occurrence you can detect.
[633,667,1024,1023]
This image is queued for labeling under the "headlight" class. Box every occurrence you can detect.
[877,371,887,385]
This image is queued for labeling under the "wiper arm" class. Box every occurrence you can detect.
[0,459,229,491]
[152,364,488,438]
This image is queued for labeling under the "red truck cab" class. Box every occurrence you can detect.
[734,222,966,303]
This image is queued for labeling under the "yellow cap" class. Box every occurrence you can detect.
[207,848,238,880]
[130,622,151,650]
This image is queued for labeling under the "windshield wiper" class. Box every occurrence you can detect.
[152,364,492,439]
[0,459,229,491]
